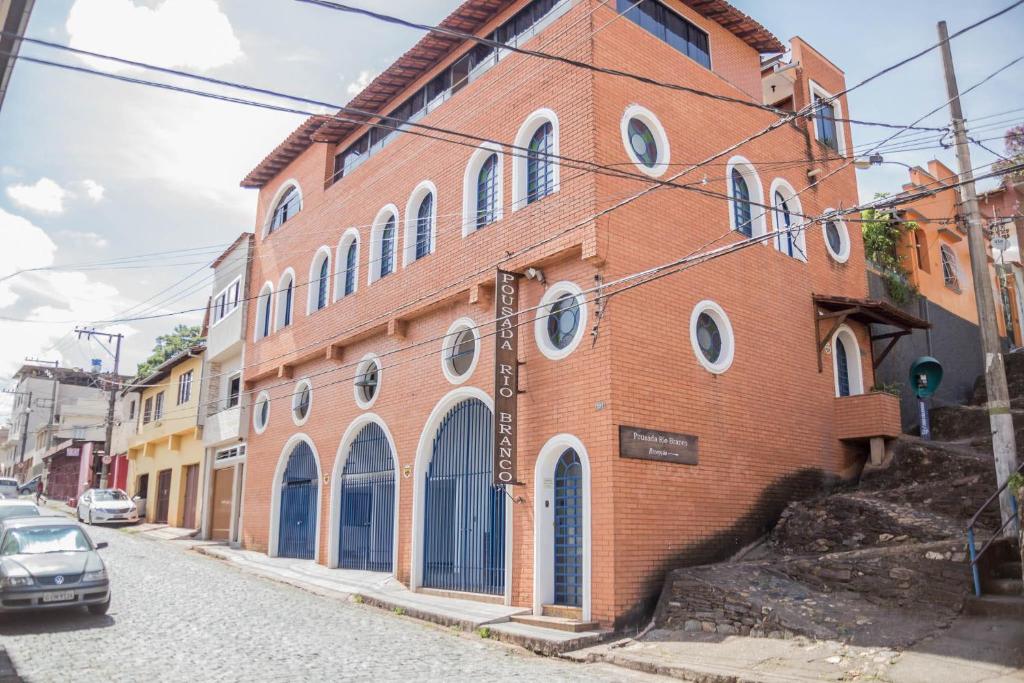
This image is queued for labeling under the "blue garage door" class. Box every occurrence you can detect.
[338,423,395,572]
[423,398,505,595]
[278,440,318,560]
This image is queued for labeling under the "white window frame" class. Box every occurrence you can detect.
[689,299,735,374]
[253,391,271,434]
[225,372,242,410]
[353,354,382,410]
[821,210,851,264]
[369,205,400,284]
[831,324,864,397]
[214,443,247,468]
[211,276,242,327]
[307,246,333,314]
[462,142,504,236]
[403,181,438,267]
[512,108,560,212]
[769,178,808,262]
[262,179,303,238]
[441,317,481,385]
[620,104,671,178]
[725,155,767,238]
[275,268,297,331]
[808,80,848,157]
[291,378,313,427]
[254,281,274,341]
[534,280,589,361]
[940,244,962,291]
[177,370,193,405]
[334,228,361,302]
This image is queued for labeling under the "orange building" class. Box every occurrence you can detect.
[236,0,916,628]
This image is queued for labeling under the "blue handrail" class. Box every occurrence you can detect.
[966,461,1023,596]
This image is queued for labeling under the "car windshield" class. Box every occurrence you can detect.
[91,491,128,502]
[1,527,92,555]
[0,505,40,521]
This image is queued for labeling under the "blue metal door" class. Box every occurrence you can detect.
[553,448,583,607]
[338,423,395,572]
[278,440,318,560]
[423,399,505,594]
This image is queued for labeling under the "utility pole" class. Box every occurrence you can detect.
[75,328,124,488]
[939,21,1020,528]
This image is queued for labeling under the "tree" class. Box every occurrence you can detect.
[993,125,1024,183]
[862,193,918,305]
[135,324,204,378]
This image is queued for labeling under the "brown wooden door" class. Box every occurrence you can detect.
[211,467,234,541]
[156,469,172,524]
[182,464,199,529]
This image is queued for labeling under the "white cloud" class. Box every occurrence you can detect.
[346,70,377,97]
[81,179,105,202]
[6,178,67,214]
[57,230,109,248]
[66,0,242,72]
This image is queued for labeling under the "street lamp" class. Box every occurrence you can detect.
[853,154,915,171]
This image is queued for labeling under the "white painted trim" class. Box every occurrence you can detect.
[252,391,271,434]
[831,324,865,396]
[410,387,512,606]
[620,104,670,178]
[353,353,382,410]
[534,281,589,361]
[462,142,504,236]
[253,281,274,342]
[291,378,313,427]
[267,433,323,562]
[440,317,481,385]
[210,275,242,328]
[511,108,560,212]
[403,181,438,267]
[262,179,303,238]
[725,155,767,238]
[368,205,400,284]
[327,413,400,572]
[334,228,361,302]
[306,246,332,314]
[274,268,297,331]
[768,178,807,262]
[532,434,592,622]
[821,209,851,264]
[689,299,735,374]
[808,80,848,157]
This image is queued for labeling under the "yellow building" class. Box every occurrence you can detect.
[123,346,206,528]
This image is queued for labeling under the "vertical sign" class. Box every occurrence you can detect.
[494,270,520,486]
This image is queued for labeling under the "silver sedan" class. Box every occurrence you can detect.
[0,517,111,614]
[76,488,140,525]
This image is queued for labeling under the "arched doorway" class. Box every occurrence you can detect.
[422,398,505,595]
[553,449,583,607]
[278,440,318,559]
[337,422,395,571]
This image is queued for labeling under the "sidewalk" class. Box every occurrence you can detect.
[194,544,608,655]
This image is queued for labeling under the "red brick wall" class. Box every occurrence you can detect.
[834,393,902,440]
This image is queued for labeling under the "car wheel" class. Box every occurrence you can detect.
[87,596,110,616]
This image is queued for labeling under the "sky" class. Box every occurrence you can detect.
[0,0,1021,423]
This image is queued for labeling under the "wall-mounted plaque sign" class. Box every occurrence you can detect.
[618,426,698,465]
[493,270,520,485]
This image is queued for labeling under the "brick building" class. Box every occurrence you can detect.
[237,0,914,628]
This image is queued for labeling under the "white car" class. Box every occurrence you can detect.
[76,489,140,525]
[0,478,18,500]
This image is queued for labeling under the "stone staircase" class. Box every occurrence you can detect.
[652,358,1024,645]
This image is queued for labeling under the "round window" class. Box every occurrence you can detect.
[292,381,312,425]
[253,391,271,433]
[449,328,476,376]
[627,118,658,168]
[354,357,381,408]
[821,214,850,263]
[825,221,841,253]
[547,294,580,350]
[689,301,735,374]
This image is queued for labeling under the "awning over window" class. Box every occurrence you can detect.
[813,294,930,372]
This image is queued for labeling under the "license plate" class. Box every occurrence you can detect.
[42,591,75,603]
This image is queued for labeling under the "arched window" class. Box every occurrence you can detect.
[726,157,766,238]
[732,170,752,237]
[416,193,433,259]
[380,216,395,278]
[369,207,399,284]
[267,183,301,235]
[335,229,360,300]
[770,179,806,261]
[276,271,295,330]
[255,284,273,340]
[477,154,499,228]
[308,248,331,314]
[527,122,554,204]
[835,336,851,397]
[832,325,864,397]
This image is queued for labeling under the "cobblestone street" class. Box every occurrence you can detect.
[0,522,656,682]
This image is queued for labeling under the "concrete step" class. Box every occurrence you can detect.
[982,577,1024,596]
[542,603,582,619]
[509,613,600,633]
[993,560,1023,580]
[964,594,1024,618]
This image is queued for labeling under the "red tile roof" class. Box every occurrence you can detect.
[241,0,783,189]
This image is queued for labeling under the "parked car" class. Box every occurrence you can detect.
[16,476,40,496]
[76,489,139,525]
[0,517,110,615]
[0,500,40,523]
[0,478,18,500]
